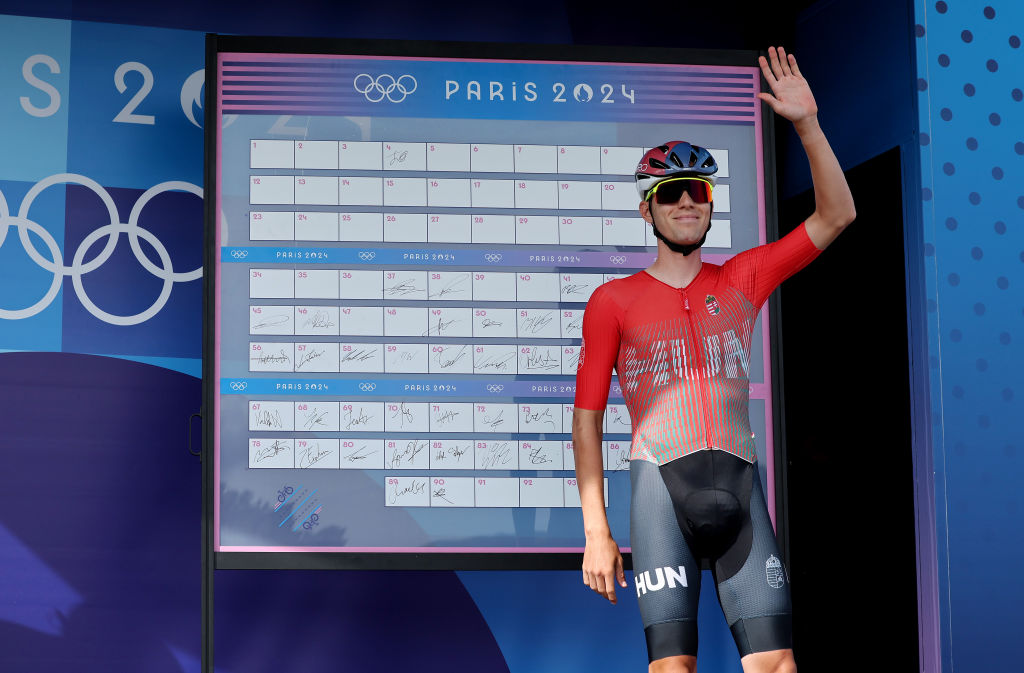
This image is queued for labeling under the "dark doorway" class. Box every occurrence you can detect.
[777,147,919,670]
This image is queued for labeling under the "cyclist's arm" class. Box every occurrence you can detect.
[573,406,626,604]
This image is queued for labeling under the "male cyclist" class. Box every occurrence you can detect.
[572,47,855,673]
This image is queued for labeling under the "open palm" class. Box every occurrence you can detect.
[757,46,818,124]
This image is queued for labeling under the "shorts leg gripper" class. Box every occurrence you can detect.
[644,619,698,662]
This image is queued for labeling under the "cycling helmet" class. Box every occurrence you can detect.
[635,141,718,200]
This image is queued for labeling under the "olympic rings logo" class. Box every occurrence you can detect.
[353,74,418,103]
[0,175,204,324]
[483,253,503,263]
[485,384,504,393]
[357,251,376,261]
[358,382,377,392]
[229,381,248,391]
[230,249,249,259]
[609,255,627,265]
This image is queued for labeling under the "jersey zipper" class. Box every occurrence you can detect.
[681,290,714,450]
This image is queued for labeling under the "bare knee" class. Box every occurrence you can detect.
[649,654,697,673]
[740,648,796,673]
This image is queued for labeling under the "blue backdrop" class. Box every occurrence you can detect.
[2,1,1021,671]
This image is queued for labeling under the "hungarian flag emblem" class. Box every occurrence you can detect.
[705,295,721,316]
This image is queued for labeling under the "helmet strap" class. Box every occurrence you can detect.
[648,200,713,256]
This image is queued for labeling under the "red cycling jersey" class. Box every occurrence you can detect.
[574,223,822,464]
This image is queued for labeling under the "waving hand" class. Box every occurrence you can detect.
[757,46,818,125]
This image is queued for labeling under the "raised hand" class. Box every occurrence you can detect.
[757,46,818,125]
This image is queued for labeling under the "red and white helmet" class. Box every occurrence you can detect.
[635,141,718,199]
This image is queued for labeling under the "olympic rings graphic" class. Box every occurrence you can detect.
[0,174,204,324]
[353,74,418,103]
[229,381,248,391]
[357,251,376,261]
[609,255,627,265]
[358,382,377,392]
[486,384,504,393]
[230,249,249,259]
[483,253,503,263]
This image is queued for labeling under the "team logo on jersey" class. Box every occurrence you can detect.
[766,554,786,589]
[705,294,721,316]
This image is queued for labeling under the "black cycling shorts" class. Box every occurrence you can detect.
[630,450,792,661]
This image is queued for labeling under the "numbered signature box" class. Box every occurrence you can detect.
[250,211,293,241]
[705,218,732,249]
[384,212,427,242]
[249,438,294,468]
[601,181,638,210]
[474,344,517,375]
[295,439,340,469]
[604,404,632,433]
[473,272,516,301]
[514,144,557,173]
[428,214,471,243]
[338,177,383,206]
[427,178,471,207]
[558,180,600,209]
[515,215,558,245]
[518,441,563,470]
[383,270,427,300]
[427,143,470,171]
[518,404,563,433]
[428,344,473,374]
[249,401,294,432]
[602,217,646,246]
[295,269,339,299]
[385,438,430,470]
[293,342,340,372]
[249,342,293,372]
[294,176,337,205]
[520,478,564,508]
[517,308,560,338]
[472,307,516,337]
[294,211,339,241]
[249,305,294,335]
[339,439,384,469]
[249,269,293,299]
[428,402,474,432]
[429,477,475,507]
[339,306,383,336]
[385,476,430,507]
[516,272,559,302]
[250,140,293,169]
[384,306,427,336]
[384,343,428,374]
[559,273,602,303]
[385,402,429,432]
[475,440,519,470]
[475,477,519,507]
[560,309,584,339]
[250,176,294,205]
[471,214,515,244]
[339,141,382,170]
[564,478,608,508]
[339,269,384,300]
[430,440,474,470]
[600,146,642,175]
[428,271,472,301]
[294,401,340,432]
[471,144,513,172]
[425,307,471,338]
[294,140,338,169]
[339,212,384,241]
[518,344,562,375]
[606,441,632,471]
[474,404,518,434]
[339,401,384,432]
[338,342,383,373]
[514,181,557,209]
[557,145,601,174]
[561,345,582,374]
[382,142,426,170]
[558,216,602,245]
[471,179,514,208]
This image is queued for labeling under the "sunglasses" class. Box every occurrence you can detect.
[646,177,713,205]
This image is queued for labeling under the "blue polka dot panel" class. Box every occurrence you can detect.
[915,1,1023,671]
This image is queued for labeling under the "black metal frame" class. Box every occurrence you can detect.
[201,33,781,574]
